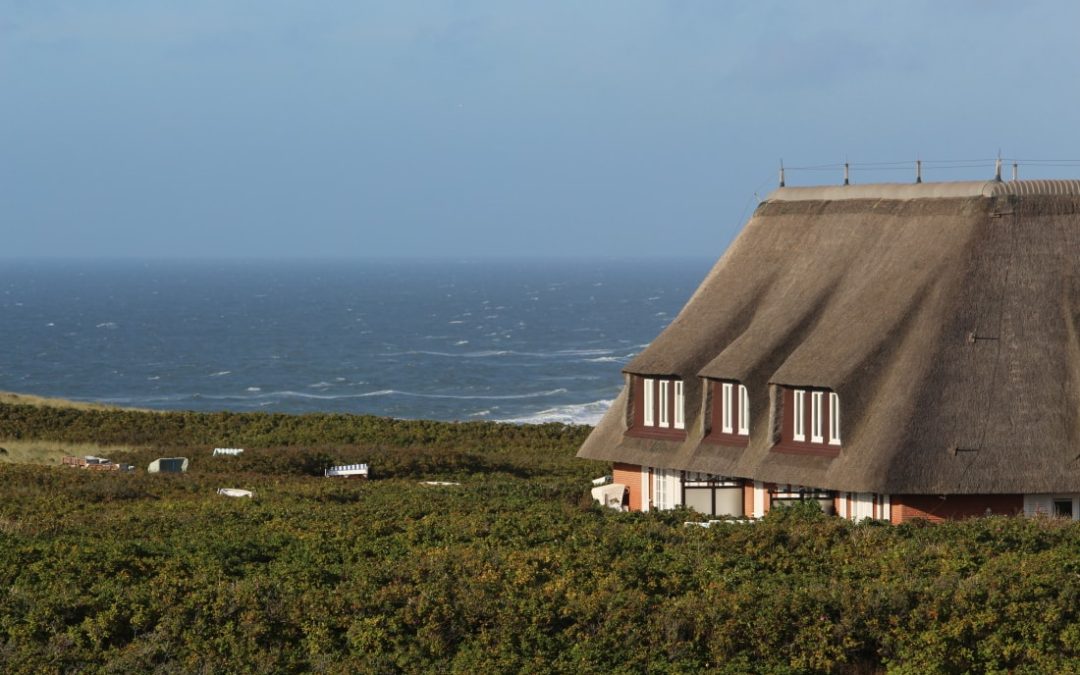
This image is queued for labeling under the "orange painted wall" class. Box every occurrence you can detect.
[762,483,774,515]
[613,463,644,512]
[890,494,1024,524]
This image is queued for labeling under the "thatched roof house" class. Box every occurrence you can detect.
[579,179,1080,522]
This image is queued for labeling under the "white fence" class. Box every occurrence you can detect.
[213,448,245,456]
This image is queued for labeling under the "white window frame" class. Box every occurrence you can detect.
[674,380,685,430]
[659,380,669,428]
[643,378,654,427]
[653,468,680,510]
[721,382,733,434]
[793,389,805,441]
[811,391,824,443]
[828,392,841,445]
[737,385,749,436]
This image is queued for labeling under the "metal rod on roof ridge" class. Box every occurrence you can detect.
[843,162,850,186]
[915,159,922,184]
[1012,162,1018,181]
[779,160,785,188]
[994,153,1002,182]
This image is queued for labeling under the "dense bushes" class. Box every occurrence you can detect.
[2,404,1080,672]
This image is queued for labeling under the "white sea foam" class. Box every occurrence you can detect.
[499,399,613,426]
[585,353,636,363]
[173,387,570,402]
[96,322,117,329]
[537,374,602,381]
[246,387,261,392]
[209,370,231,377]
[454,340,469,346]
[380,348,616,360]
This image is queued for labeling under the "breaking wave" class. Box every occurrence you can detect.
[379,348,619,360]
[498,399,612,426]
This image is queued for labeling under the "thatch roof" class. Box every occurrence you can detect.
[579,179,1080,494]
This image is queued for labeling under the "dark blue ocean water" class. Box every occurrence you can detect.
[0,259,710,425]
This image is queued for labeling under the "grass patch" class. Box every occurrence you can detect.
[0,391,146,412]
[0,439,141,466]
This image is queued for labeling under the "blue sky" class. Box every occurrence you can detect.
[4,1,1080,258]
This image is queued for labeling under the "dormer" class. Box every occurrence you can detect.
[704,379,750,446]
[626,375,687,440]
[775,385,841,456]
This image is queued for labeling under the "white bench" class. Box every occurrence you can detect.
[325,463,369,478]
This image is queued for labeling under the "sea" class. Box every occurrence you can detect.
[0,259,712,426]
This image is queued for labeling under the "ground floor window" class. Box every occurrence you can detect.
[838,492,890,521]
[770,485,836,516]
[652,468,681,510]
[682,472,744,517]
[1023,494,1080,520]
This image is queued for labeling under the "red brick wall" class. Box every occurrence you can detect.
[613,463,643,512]
[890,494,1024,524]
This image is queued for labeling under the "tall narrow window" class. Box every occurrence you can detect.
[643,378,654,427]
[654,469,668,509]
[659,380,669,428]
[737,385,749,436]
[674,381,685,430]
[721,382,733,433]
[811,391,824,443]
[829,392,840,445]
[793,390,806,441]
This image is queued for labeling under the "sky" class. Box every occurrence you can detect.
[4,1,1080,259]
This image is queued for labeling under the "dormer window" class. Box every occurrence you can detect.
[659,381,669,428]
[705,379,749,446]
[811,391,824,443]
[793,389,805,441]
[643,378,654,426]
[738,384,750,435]
[721,382,734,433]
[829,392,840,445]
[674,381,685,430]
[629,376,687,439]
[779,386,841,455]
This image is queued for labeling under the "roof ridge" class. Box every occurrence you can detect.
[766,178,1080,202]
